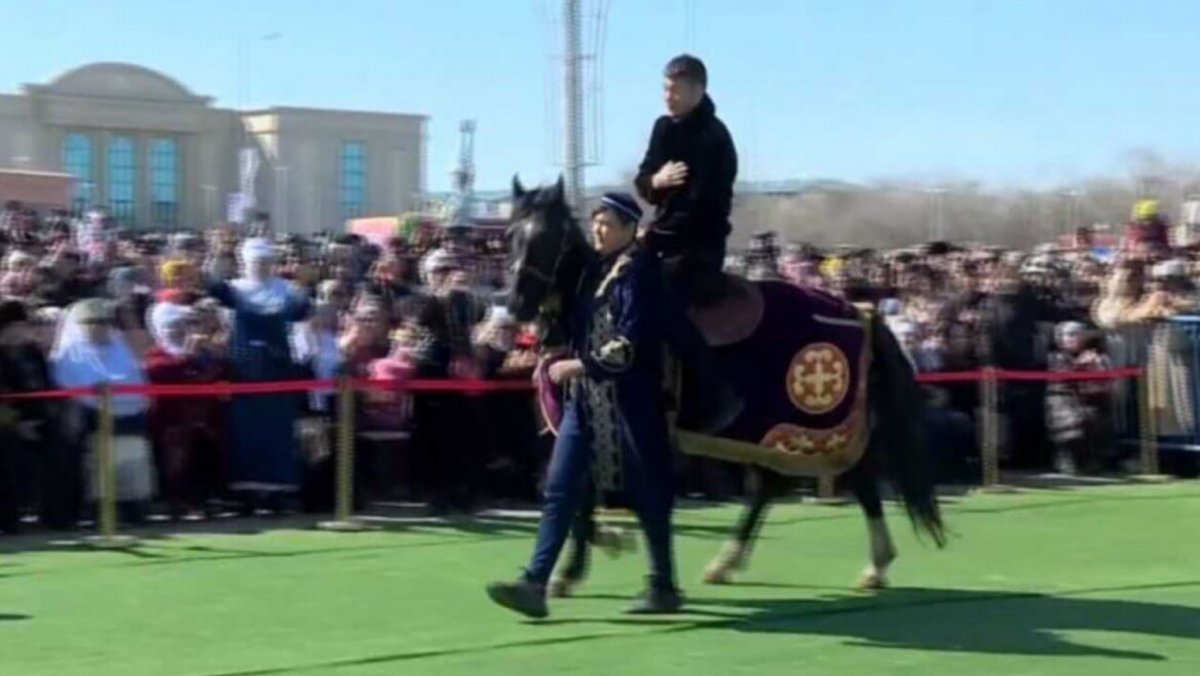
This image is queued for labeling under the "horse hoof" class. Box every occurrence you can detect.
[548,578,577,598]
[702,565,733,585]
[595,526,637,559]
[857,572,888,591]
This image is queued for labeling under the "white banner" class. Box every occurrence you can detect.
[227,192,246,223]
[1183,200,1200,226]
[239,147,260,206]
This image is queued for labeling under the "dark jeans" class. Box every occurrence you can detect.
[524,402,676,589]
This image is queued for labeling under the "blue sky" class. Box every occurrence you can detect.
[2,0,1199,192]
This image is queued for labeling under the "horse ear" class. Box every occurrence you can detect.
[553,175,565,201]
[512,175,526,199]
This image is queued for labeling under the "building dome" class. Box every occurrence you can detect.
[37,62,207,103]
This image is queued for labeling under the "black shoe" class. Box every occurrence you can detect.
[626,583,684,615]
[486,577,549,619]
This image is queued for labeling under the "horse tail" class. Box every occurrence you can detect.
[867,312,947,547]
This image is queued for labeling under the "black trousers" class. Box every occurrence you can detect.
[660,242,727,308]
[0,433,22,532]
[656,241,739,433]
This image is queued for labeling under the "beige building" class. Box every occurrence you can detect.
[0,62,426,233]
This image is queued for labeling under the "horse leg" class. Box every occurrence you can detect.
[842,461,897,590]
[703,466,784,584]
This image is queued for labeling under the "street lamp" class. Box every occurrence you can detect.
[274,165,289,234]
[237,32,283,110]
[201,185,217,226]
[1061,188,1082,235]
[924,187,948,241]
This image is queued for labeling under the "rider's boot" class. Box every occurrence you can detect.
[666,309,744,434]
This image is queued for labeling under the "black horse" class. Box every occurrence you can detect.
[507,177,945,592]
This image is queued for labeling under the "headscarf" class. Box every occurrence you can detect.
[239,237,274,284]
[51,299,148,416]
[230,237,293,313]
[317,279,345,304]
[160,258,193,288]
[169,232,201,256]
[420,248,460,285]
[889,319,919,371]
[147,302,194,357]
[3,249,36,272]
[1151,259,1188,280]
[290,302,339,370]
[290,301,341,410]
[477,305,516,352]
[820,257,845,278]
[108,266,139,300]
[1056,321,1086,344]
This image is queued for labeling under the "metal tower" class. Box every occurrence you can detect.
[563,0,583,209]
[453,120,476,193]
[445,119,478,228]
[543,0,608,212]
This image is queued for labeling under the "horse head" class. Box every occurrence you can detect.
[506,175,581,322]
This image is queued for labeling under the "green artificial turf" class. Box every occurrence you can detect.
[2,482,1199,676]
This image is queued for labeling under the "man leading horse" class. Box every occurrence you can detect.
[485,53,736,619]
[486,192,682,619]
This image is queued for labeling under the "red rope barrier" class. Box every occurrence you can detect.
[0,367,1145,401]
[912,371,986,383]
[994,367,1144,382]
[0,378,536,401]
[913,368,1143,384]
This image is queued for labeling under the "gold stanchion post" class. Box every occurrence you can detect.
[1135,368,1170,483]
[85,383,136,549]
[978,367,1016,494]
[319,375,376,531]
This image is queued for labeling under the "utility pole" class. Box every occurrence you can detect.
[562,0,584,210]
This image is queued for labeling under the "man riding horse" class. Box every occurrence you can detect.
[487,53,945,620]
[637,53,743,434]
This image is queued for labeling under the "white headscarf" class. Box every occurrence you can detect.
[420,248,459,286]
[51,300,148,416]
[148,302,194,357]
[1055,321,1087,345]
[230,237,293,314]
[290,302,341,410]
[3,250,36,272]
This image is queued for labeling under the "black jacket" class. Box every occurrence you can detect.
[635,95,737,255]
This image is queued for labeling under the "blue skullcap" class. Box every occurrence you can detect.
[599,193,643,225]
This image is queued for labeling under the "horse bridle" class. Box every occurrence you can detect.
[514,212,574,294]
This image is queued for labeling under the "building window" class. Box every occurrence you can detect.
[340,141,366,219]
[107,136,137,227]
[62,133,93,215]
[149,138,179,227]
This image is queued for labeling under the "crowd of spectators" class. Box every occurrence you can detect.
[741,200,1198,481]
[0,201,543,534]
[0,197,1195,535]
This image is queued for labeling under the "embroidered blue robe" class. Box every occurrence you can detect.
[567,244,671,490]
